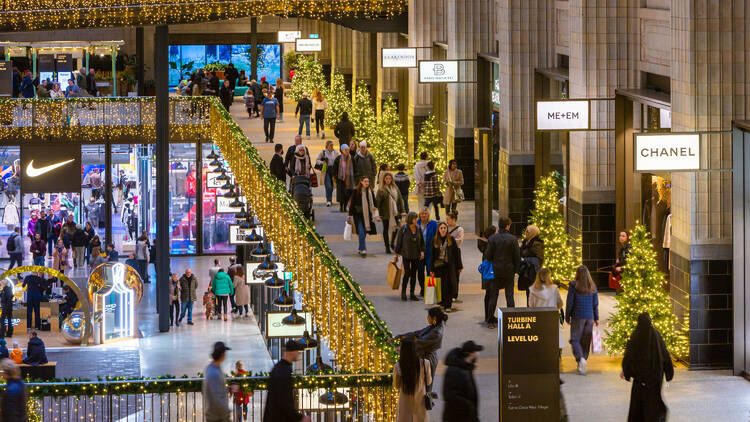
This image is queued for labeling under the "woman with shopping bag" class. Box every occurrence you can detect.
[348,177,378,257]
[392,307,448,391]
[430,222,462,313]
[394,212,424,301]
[565,265,599,375]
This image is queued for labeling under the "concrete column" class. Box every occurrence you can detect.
[407,0,436,157]
[351,31,358,103]
[154,25,170,333]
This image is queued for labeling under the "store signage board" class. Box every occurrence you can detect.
[228,225,259,245]
[0,61,11,97]
[296,38,322,52]
[498,308,559,422]
[216,196,247,214]
[278,31,301,43]
[55,54,74,71]
[634,133,700,172]
[419,60,459,83]
[382,48,417,68]
[535,100,590,131]
[21,144,82,193]
[246,261,286,284]
[206,171,233,189]
[266,311,312,338]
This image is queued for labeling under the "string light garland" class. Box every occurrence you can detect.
[370,95,408,168]
[0,0,407,32]
[414,114,446,190]
[349,80,377,145]
[289,55,326,102]
[324,72,350,128]
[528,171,581,287]
[603,223,689,359]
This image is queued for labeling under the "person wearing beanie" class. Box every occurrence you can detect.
[353,140,376,185]
[443,340,482,422]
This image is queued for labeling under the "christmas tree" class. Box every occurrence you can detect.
[415,115,447,189]
[370,96,409,168]
[289,55,325,102]
[324,72,350,128]
[604,223,689,358]
[349,80,377,145]
[528,172,580,287]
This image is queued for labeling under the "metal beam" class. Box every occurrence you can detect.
[154,25,170,333]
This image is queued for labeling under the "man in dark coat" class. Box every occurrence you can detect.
[443,340,482,422]
[334,112,355,146]
[249,79,263,116]
[263,340,310,422]
[224,63,238,89]
[481,216,520,328]
[23,331,48,366]
[11,67,21,98]
[270,143,286,184]
[0,279,14,338]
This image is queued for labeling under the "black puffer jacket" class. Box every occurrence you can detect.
[442,347,479,422]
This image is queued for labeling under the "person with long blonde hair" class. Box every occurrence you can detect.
[519,224,544,305]
[565,265,599,375]
[528,268,565,351]
[312,89,328,138]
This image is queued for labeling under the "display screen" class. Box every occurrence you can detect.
[57,71,72,85]
[0,61,12,97]
[39,72,54,83]
[168,44,280,86]
[266,311,312,338]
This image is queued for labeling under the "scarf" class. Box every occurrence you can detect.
[360,188,374,232]
[436,235,448,262]
[338,155,353,189]
[294,153,310,176]
[383,184,400,233]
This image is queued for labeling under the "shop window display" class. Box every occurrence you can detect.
[110,144,154,256]
[202,144,235,254]
[169,143,197,255]
[0,147,20,259]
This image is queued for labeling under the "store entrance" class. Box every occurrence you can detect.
[640,173,671,276]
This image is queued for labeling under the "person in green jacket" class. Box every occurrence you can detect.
[211,269,235,321]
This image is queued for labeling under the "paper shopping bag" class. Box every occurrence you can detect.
[433,276,442,303]
[386,261,403,290]
[592,325,603,354]
[343,222,352,241]
[424,277,437,305]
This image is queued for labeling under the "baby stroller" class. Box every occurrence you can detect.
[291,174,315,221]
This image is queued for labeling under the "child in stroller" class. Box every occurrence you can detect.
[291,174,314,220]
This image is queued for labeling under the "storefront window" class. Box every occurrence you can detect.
[169,144,197,255]
[111,144,151,256]
[0,147,20,259]
[82,145,107,251]
[202,144,235,254]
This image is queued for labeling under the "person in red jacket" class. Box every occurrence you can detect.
[233,361,251,421]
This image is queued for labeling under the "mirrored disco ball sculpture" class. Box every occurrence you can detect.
[61,312,86,344]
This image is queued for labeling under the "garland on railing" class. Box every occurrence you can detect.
[18,373,392,398]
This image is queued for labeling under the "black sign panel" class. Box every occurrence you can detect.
[0,61,11,97]
[38,54,55,72]
[55,54,74,72]
[499,308,559,422]
[20,145,82,193]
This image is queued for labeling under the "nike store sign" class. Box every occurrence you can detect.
[21,145,82,193]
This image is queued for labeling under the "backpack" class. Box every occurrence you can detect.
[6,234,16,254]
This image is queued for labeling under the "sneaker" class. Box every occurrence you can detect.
[577,358,587,375]
[187,321,194,325]
[322,132,326,139]
[326,202,331,207]
[454,298,463,304]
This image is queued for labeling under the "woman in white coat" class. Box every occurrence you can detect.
[528,267,565,350]
[233,265,250,318]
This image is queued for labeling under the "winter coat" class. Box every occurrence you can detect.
[393,359,431,422]
[269,154,286,184]
[348,188,378,235]
[1,284,13,309]
[34,218,50,240]
[71,229,87,247]
[442,348,479,422]
[233,276,250,306]
[179,274,198,302]
[23,337,48,366]
[135,240,150,261]
[353,151,377,184]
[334,119,355,145]
[520,236,544,263]
[211,271,234,296]
[529,284,566,349]
[482,229,520,284]
[395,225,424,261]
[443,169,464,205]
[52,246,69,272]
[1,379,26,422]
[375,186,405,221]
[430,236,462,300]
[395,324,443,374]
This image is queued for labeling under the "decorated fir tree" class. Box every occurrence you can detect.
[528,172,580,287]
[370,96,409,167]
[415,115,447,188]
[349,80,377,145]
[604,223,689,358]
[289,55,325,101]
[324,72,350,128]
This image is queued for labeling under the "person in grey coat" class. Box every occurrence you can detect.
[179,268,198,325]
[353,140,377,184]
[481,216,520,328]
[203,342,236,422]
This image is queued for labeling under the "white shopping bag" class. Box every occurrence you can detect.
[591,325,603,353]
[343,222,352,241]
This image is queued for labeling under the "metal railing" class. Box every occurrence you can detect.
[25,374,394,422]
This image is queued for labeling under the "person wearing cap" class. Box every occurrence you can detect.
[353,140,377,185]
[443,340,482,422]
[295,92,313,138]
[263,339,310,422]
[203,342,235,422]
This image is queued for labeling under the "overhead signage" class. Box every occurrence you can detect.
[266,311,312,338]
[206,171,233,189]
[216,195,247,214]
[419,60,459,83]
[278,31,301,43]
[21,144,82,193]
[55,54,74,72]
[536,100,590,131]
[295,38,322,52]
[381,48,417,68]
[228,225,264,245]
[0,61,11,97]
[499,308,559,422]
[38,54,55,72]
[634,133,700,172]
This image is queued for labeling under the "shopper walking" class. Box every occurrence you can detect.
[284,135,304,173]
[394,164,411,214]
[312,89,327,138]
[422,162,442,220]
[528,268,565,352]
[135,232,151,283]
[315,140,339,206]
[169,273,180,327]
[23,272,45,331]
[566,265,599,375]
[295,93,313,137]
[393,338,431,422]
[83,221,96,264]
[233,266,250,318]
[260,91,280,143]
[263,340,310,422]
[219,80,233,111]
[443,341,482,422]
[224,64,238,90]
[209,259,222,282]
[51,239,69,275]
[394,212,424,301]
[621,312,675,422]
[7,227,23,269]
[0,279,14,338]
[270,143,287,184]
[519,224,544,306]
[393,307,447,388]
[417,209,438,297]
[414,153,429,211]
[446,212,464,301]
[203,342,234,422]
[430,222,461,312]
[376,172,405,254]
[353,141,377,184]
[249,79,262,117]
[289,145,312,177]
[20,70,34,99]
[68,224,85,268]
[33,211,50,258]
[178,268,198,325]
[443,159,464,215]
[0,359,27,422]
[212,269,234,321]
[348,177,378,257]
[333,144,355,212]
[482,216,520,328]
[233,361,250,422]
[274,78,284,121]
[334,112,355,146]
[30,232,46,267]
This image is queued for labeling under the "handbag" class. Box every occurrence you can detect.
[455,187,465,202]
[343,222,352,241]
[386,259,402,290]
[422,360,436,410]
[310,173,319,188]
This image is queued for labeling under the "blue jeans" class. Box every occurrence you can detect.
[356,220,367,252]
[47,234,57,256]
[8,253,22,269]
[424,196,441,220]
[33,255,44,266]
[298,114,311,136]
[179,301,194,322]
[324,172,334,202]
[401,193,410,214]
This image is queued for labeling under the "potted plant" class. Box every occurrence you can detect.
[204,62,228,80]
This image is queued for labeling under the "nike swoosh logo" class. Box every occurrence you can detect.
[26,159,75,178]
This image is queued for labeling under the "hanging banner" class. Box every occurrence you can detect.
[295,38,322,52]
[419,60,459,83]
[634,133,700,172]
[382,48,417,68]
[278,31,302,43]
[535,100,590,131]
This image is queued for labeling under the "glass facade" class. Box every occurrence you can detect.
[168,143,197,255]
[168,44,282,86]
[201,144,235,254]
